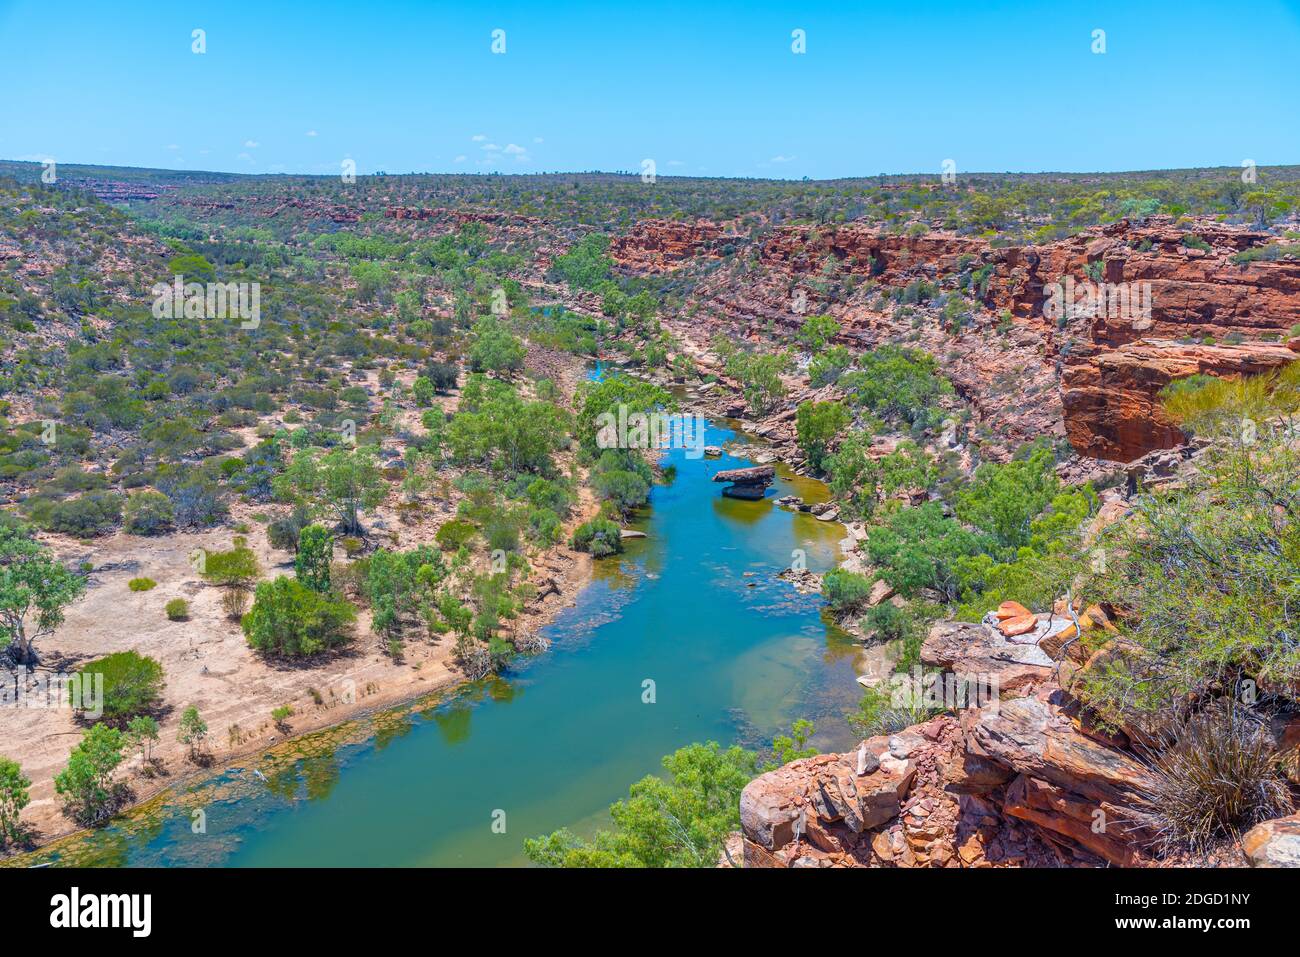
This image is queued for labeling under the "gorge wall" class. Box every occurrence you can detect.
[613,217,1300,461]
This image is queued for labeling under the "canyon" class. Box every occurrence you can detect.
[612,216,1300,461]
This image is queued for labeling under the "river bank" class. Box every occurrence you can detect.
[1,348,600,860]
[9,413,859,867]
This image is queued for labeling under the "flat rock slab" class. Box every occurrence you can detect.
[713,465,776,485]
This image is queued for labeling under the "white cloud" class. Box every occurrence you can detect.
[244,139,260,148]
[305,130,318,137]
[503,143,526,155]
[533,136,544,144]
[166,144,180,151]
[770,154,795,163]
[453,154,467,163]
[471,133,487,141]
[482,142,500,152]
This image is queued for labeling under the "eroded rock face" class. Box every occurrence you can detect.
[1060,338,1300,460]
[759,223,989,282]
[740,619,1165,868]
[647,213,1300,462]
[740,748,916,866]
[609,220,732,273]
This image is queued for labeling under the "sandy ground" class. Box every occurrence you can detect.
[1,351,599,855]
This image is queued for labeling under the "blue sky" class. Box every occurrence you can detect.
[2,0,1298,180]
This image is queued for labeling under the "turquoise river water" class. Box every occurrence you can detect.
[22,417,860,867]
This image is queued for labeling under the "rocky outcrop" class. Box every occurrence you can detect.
[610,220,734,273]
[740,615,1162,868]
[680,214,1300,462]
[712,464,774,499]
[760,223,988,282]
[1061,338,1300,460]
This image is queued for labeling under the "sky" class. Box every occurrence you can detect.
[2,0,1299,180]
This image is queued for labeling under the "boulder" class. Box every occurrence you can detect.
[1243,814,1300,867]
[740,749,916,864]
[920,620,1054,697]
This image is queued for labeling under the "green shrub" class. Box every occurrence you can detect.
[435,518,477,551]
[242,576,356,657]
[200,545,260,589]
[821,568,875,614]
[123,490,175,535]
[72,650,164,723]
[54,723,126,824]
[164,598,189,621]
[127,577,156,592]
[570,519,623,557]
[44,492,123,537]
[295,524,334,592]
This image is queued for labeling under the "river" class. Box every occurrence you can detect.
[23,417,860,867]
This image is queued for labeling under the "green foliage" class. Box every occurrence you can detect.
[591,449,652,515]
[365,545,446,637]
[446,376,568,475]
[127,577,156,592]
[1081,378,1300,719]
[0,523,86,664]
[866,502,980,600]
[524,741,758,867]
[821,568,877,614]
[550,233,613,290]
[38,491,123,537]
[200,544,261,589]
[795,400,850,472]
[840,345,951,428]
[274,444,386,535]
[769,719,818,768]
[467,316,527,375]
[74,650,164,723]
[177,705,208,757]
[726,349,791,415]
[164,598,189,620]
[576,374,673,460]
[295,524,334,593]
[54,723,126,825]
[125,715,160,764]
[808,344,853,387]
[122,490,174,535]
[796,314,840,353]
[954,442,1060,553]
[435,518,478,551]
[412,375,435,408]
[0,756,31,846]
[242,576,357,657]
[570,519,623,557]
[826,429,880,520]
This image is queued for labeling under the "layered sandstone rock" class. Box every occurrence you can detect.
[1061,338,1300,459]
[662,212,1300,462]
[740,616,1160,868]
[759,223,988,282]
[610,219,732,272]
